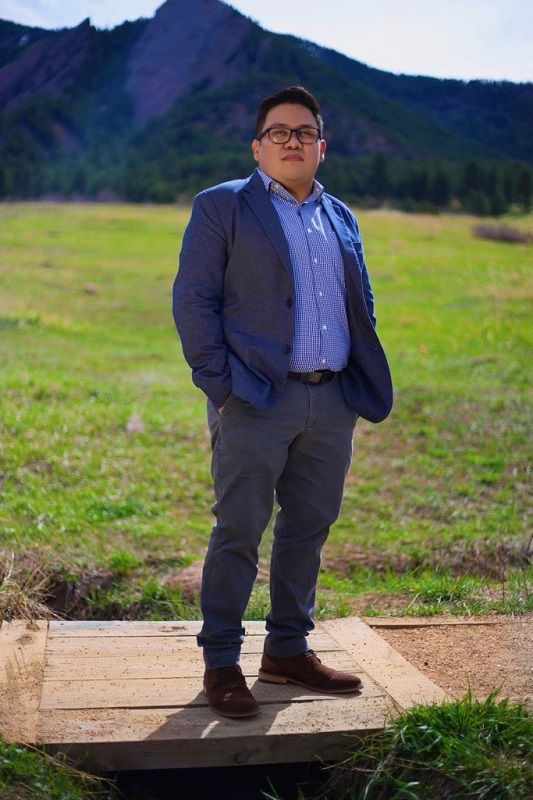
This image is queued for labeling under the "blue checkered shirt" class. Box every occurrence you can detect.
[258,169,350,372]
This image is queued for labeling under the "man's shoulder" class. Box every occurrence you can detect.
[199,174,256,201]
[203,178,248,195]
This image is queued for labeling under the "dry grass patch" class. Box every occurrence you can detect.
[0,551,59,622]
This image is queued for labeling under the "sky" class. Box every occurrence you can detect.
[1,0,532,83]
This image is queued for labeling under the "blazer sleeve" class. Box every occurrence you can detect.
[354,219,377,329]
[341,203,377,328]
[172,190,232,409]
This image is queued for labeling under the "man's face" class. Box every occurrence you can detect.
[251,103,326,200]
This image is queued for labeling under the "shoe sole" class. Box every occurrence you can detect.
[208,704,261,719]
[257,669,363,694]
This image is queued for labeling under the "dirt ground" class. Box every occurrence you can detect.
[367,613,533,710]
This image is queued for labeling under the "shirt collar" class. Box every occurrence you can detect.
[256,168,324,204]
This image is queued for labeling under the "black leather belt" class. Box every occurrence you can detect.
[287,370,338,384]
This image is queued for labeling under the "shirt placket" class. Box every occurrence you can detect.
[303,204,329,369]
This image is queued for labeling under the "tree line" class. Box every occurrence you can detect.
[0,130,531,215]
[323,154,531,215]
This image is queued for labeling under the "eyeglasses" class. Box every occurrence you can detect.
[256,126,322,145]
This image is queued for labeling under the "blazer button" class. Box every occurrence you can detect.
[283,345,291,354]
[287,298,293,308]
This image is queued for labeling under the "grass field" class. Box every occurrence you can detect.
[0,203,531,621]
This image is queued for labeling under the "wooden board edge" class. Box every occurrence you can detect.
[363,616,508,628]
[44,726,381,771]
[0,619,48,743]
[39,700,392,770]
[322,617,449,709]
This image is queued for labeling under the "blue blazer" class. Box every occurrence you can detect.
[173,170,393,423]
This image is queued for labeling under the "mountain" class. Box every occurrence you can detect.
[0,0,531,209]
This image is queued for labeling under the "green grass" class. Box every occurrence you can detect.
[0,203,531,618]
[0,738,114,800]
[0,202,532,799]
[312,692,533,800]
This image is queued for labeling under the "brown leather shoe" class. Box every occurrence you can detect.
[203,666,260,718]
[258,650,363,694]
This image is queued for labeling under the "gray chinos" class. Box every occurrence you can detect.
[198,375,358,669]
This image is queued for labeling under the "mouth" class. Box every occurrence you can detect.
[282,155,304,161]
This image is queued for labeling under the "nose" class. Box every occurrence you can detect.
[284,130,303,147]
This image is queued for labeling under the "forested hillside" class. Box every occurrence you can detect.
[0,0,531,212]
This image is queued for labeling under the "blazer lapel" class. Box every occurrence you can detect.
[320,194,366,299]
[243,172,293,276]
[320,195,360,266]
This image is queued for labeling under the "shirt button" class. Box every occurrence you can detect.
[307,228,312,233]
[322,325,327,330]
[320,358,326,364]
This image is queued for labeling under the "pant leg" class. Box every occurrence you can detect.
[199,393,299,668]
[265,377,358,657]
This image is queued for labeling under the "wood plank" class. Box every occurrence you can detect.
[41,695,389,741]
[48,620,200,638]
[324,617,448,708]
[365,616,506,628]
[40,696,392,770]
[46,637,196,658]
[43,650,361,681]
[40,673,384,710]
[0,619,48,742]
[45,629,341,657]
[48,620,265,638]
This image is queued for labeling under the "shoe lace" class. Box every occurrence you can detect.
[305,649,322,664]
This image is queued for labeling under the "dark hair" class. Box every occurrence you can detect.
[255,86,323,137]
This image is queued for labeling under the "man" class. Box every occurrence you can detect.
[173,86,393,719]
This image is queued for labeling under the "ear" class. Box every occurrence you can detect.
[319,139,326,162]
[251,139,260,162]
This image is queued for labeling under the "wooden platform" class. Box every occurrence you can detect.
[0,617,447,771]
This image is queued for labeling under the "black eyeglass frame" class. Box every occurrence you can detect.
[256,125,322,144]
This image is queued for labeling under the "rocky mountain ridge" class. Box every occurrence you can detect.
[0,19,92,111]
[125,0,257,124]
[0,0,531,203]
